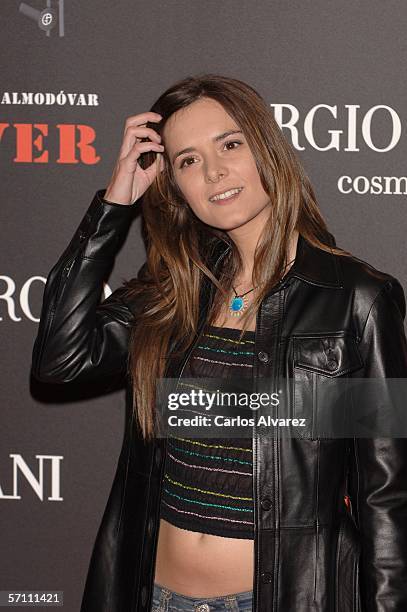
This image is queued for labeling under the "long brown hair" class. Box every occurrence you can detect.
[120,73,352,441]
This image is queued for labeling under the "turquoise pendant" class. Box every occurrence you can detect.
[229,294,248,316]
[231,296,244,311]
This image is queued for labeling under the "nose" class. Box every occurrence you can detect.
[204,155,228,183]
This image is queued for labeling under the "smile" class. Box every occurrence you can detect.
[209,187,244,203]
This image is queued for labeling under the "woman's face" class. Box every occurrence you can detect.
[162,97,271,234]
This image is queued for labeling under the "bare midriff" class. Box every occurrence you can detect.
[154,519,254,597]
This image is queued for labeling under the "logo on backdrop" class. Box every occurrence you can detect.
[1,91,100,164]
[0,277,113,322]
[270,103,406,196]
[19,0,65,37]
[271,103,402,152]
[1,93,406,192]
[0,454,63,501]
[0,122,100,164]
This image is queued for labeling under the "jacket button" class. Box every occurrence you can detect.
[257,351,269,363]
[141,585,148,606]
[261,497,272,511]
[155,446,162,467]
[261,571,272,584]
[78,230,87,242]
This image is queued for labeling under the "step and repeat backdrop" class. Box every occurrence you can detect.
[1,0,406,610]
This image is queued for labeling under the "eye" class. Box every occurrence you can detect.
[224,139,242,150]
[179,156,196,169]
[178,140,243,169]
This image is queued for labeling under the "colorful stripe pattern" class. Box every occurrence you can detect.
[160,324,255,539]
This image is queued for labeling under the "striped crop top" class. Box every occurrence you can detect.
[159,323,255,539]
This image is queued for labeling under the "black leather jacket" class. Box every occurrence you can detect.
[31,189,407,612]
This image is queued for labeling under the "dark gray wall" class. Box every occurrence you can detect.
[1,1,406,609]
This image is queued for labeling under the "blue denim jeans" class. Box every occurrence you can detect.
[151,582,253,611]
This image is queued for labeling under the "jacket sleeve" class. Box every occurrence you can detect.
[350,278,407,611]
[31,189,142,387]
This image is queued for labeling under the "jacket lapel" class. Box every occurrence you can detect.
[164,229,342,376]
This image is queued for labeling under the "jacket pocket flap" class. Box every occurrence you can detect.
[294,335,363,377]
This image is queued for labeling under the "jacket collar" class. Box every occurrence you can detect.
[283,230,343,288]
[207,229,343,289]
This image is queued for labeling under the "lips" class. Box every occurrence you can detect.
[208,187,244,202]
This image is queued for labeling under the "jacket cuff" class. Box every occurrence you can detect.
[98,188,139,209]
[69,189,138,261]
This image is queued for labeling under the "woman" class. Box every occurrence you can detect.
[31,74,407,612]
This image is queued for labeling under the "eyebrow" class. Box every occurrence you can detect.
[171,129,243,164]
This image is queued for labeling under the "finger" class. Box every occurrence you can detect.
[124,112,162,130]
[123,141,165,167]
[120,126,162,159]
[126,126,162,143]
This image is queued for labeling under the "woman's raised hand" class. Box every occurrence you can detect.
[104,112,165,206]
